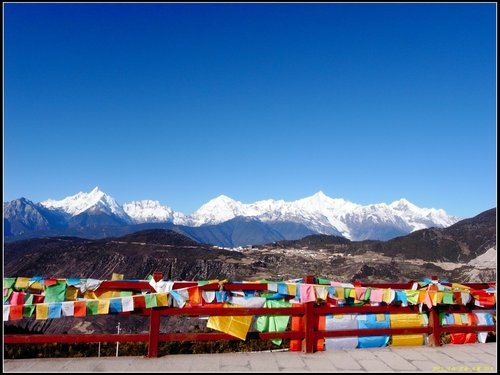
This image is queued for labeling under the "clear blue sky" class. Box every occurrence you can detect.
[3,3,497,219]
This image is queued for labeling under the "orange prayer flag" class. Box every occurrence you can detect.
[133,295,146,309]
[74,301,87,317]
[9,305,23,320]
[188,287,202,305]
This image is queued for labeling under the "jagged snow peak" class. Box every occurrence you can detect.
[41,186,130,221]
[33,188,461,240]
[188,195,248,226]
[389,198,457,229]
[123,200,175,223]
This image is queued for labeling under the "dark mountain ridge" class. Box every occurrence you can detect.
[266,208,496,263]
[4,208,496,282]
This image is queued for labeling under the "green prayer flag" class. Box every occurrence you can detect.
[344,288,352,298]
[44,280,67,303]
[4,279,16,304]
[363,288,371,300]
[4,277,16,289]
[23,304,36,318]
[24,294,34,305]
[405,290,419,305]
[86,300,99,315]
[443,292,454,304]
[145,294,158,308]
[255,299,291,345]
[316,277,331,285]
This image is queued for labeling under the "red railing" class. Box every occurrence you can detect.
[4,274,496,358]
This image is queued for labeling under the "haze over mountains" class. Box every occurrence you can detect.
[3,187,465,247]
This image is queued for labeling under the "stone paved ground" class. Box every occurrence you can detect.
[3,342,497,373]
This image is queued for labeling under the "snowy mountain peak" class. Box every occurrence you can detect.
[313,190,327,198]
[189,194,246,225]
[390,198,417,211]
[123,200,174,224]
[212,194,236,203]
[14,187,464,242]
[41,187,129,220]
[295,191,353,213]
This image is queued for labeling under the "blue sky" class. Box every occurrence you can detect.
[3,3,497,219]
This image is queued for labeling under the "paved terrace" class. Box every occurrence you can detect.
[3,342,497,373]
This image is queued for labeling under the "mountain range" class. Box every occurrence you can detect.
[3,187,465,247]
[4,208,496,283]
[3,207,496,338]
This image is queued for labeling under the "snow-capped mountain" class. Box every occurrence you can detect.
[186,195,248,226]
[181,191,459,240]
[41,186,131,223]
[122,200,175,223]
[4,187,464,246]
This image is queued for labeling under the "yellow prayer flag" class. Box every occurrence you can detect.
[207,315,253,340]
[390,313,425,328]
[84,291,98,300]
[349,289,356,298]
[417,290,427,304]
[35,303,49,320]
[206,303,253,340]
[436,291,444,304]
[97,299,110,314]
[156,293,169,307]
[287,283,297,297]
[335,288,345,300]
[84,290,118,299]
[29,281,44,292]
[65,286,79,301]
[14,277,30,290]
[111,273,124,280]
[382,289,393,304]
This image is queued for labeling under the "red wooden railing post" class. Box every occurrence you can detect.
[147,271,163,358]
[302,275,316,353]
[428,307,441,347]
[302,301,315,353]
[148,308,161,358]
